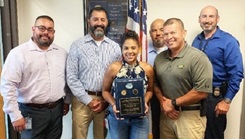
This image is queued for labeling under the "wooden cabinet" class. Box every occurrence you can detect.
[0,66,6,139]
[0,95,6,139]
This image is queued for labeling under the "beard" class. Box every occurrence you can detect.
[90,25,106,38]
[153,39,164,48]
[201,22,216,33]
[32,34,54,47]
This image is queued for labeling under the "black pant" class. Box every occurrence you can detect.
[150,94,160,139]
[19,100,64,139]
[205,94,227,139]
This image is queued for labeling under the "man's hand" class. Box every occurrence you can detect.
[100,101,109,111]
[12,117,26,132]
[88,99,100,112]
[63,103,70,115]
[162,97,180,120]
[215,100,230,117]
[88,99,108,113]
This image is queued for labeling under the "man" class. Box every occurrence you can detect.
[192,5,244,139]
[0,15,70,139]
[66,6,121,139]
[148,19,167,66]
[148,18,167,139]
[154,18,213,139]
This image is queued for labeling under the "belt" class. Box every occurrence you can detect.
[175,105,201,111]
[24,98,63,109]
[86,90,102,96]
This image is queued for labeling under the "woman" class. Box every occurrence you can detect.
[102,30,154,139]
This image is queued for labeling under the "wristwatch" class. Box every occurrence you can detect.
[224,98,232,104]
[171,99,179,110]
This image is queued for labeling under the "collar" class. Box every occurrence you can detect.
[28,39,58,52]
[122,59,139,69]
[197,26,222,40]
[85,33,109,44]
[164,43,189,59]
[148,43,167,54]
[148,43,157,53]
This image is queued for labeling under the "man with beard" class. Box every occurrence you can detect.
[0,15,71,139]
[148,19,167,139]
[66,6,121,139]
[192,5,244,139]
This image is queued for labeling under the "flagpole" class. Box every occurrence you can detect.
[138,0,152,138]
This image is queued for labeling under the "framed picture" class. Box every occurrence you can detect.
[84,0,128,44]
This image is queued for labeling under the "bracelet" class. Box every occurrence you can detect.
[111,103,115,107]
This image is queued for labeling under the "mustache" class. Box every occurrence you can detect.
[94,25,105,30]
[204,22,211,25]
[40,34,50,39]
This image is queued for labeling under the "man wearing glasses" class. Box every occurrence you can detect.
[0,15,71,139]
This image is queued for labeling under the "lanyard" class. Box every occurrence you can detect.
[199,38,210,52]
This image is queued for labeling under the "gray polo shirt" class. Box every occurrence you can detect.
[154,43,213,99]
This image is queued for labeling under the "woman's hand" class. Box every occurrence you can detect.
[112,104,124,120]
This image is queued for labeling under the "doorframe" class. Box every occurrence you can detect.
[0,9,7,139]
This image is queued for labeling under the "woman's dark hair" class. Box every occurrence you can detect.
[120,30,140,48]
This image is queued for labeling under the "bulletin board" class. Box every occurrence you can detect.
[84,0,128,44]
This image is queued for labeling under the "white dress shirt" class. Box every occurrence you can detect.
[0,39,70,122]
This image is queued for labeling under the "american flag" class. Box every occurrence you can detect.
[126,0,148,62]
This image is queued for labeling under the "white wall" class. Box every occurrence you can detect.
[17,0,84,51]
[17,0,245,139]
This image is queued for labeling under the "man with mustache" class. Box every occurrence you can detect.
[192,5,244,139]
[1,15,71,139]
[66,6,121,139]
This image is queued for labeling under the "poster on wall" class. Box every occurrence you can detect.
[84,0,128,44]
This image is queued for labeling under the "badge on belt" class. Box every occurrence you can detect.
[213,87,220,97]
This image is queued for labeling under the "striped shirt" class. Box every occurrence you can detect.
[0,39,70,122]
[66,34,122,105]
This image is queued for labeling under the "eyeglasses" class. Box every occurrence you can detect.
[35,26,55,33]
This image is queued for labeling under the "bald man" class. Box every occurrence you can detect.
[192,5,244,139]
[148,19,167,139]
[148,19,167,66]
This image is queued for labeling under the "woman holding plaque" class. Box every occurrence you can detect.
[102,30,154,139]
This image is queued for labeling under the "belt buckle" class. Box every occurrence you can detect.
[48,102,53,108]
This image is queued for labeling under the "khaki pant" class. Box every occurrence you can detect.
[160,110,206,139]
[72,96,105,139]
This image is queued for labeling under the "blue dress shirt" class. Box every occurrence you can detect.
[147,42,167,66]
[192,26,244,100]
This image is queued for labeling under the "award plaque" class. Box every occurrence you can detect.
[114,78,145,118]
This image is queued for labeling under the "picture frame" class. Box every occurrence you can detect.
[84,0,128,44]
